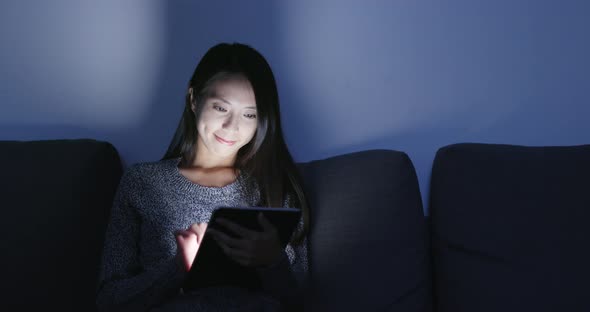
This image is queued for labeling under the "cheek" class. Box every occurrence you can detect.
[197,112,219,132]
[243,122,258,140]
[196,119,206,135]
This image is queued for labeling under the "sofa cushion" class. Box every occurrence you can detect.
[430,143,590,312]
[0,139,122,310]
[298,150,432,311]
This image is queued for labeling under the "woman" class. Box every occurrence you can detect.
[96,43,309,311]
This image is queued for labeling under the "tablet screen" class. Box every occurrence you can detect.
[183,206,301,290]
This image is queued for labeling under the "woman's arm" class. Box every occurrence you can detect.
[256,237,309,311]
[95,169,186,312]
[255,199,309,310]
[255,194,309,309]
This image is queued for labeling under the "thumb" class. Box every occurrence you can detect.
[176,230,197,245]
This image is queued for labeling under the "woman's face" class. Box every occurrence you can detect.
[192,76,258,166]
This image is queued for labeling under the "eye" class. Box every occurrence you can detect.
[213,105,227,112]
[244,113,257,119]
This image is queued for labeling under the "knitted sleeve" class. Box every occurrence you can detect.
[95,167,186,312]
[255,194,310,309]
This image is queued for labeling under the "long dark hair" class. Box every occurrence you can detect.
[163,43,309,244]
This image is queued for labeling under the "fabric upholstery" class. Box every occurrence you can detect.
[430,143,590,312]
[0,139,122,310]
[298,150,432,311]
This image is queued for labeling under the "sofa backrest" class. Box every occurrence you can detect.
[298,150,432,311]
[430,143,590,312]
[0,139,122,310]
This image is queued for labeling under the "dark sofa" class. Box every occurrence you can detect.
[429,143,590,312]
[0,139,122,310]
[1,139,588,311]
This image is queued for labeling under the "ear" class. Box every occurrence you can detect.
[188,87,196,113]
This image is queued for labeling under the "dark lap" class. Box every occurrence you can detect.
[150,286,281,312]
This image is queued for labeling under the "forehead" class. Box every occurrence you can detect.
[206,76,256,108]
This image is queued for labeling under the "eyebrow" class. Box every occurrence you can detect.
[212,97,256,109]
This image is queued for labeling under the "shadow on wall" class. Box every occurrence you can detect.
[309,126,467,216]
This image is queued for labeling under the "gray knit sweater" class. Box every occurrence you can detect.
[96,157,308,311]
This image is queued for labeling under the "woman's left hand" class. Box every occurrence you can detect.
[208,212,283,267]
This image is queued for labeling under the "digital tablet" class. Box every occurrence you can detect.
[183,206,301,291]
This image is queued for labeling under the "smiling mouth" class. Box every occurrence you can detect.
[214,135,236,146]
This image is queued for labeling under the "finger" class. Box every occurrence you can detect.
[215,238,251,264]
[257,212,277,233]
[189,223,208,234]
[189,223,199,234]
[198,223,208,238]
[175,229,192,238]
[215,218,258,238]
[175,231,198,247]
[209,229,245,249]
[189,223,208,244]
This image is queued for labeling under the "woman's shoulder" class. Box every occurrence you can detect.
[120,158,179,185]
[127,157,176,172]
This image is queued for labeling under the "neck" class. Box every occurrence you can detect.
[192,152,236,169]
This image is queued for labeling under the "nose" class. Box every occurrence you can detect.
[222,113,239,132]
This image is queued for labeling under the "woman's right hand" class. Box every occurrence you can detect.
[175,223,208,272]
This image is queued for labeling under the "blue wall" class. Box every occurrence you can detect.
[2,0,589,211]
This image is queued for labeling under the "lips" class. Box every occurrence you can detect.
[214,134,236,146]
